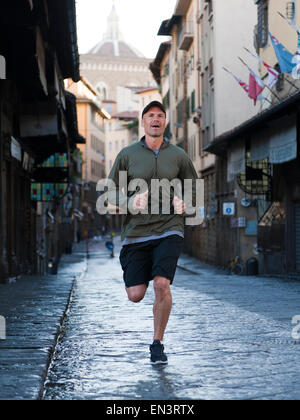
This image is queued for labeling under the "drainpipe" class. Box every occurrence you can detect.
[183,51,188,153]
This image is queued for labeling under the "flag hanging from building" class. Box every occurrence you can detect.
[269,32,296,74]
[101,154,105,164]
[223,66,265,105]
[238,57,265,105]
[244,47,279,88]
[277,12,300,77]
[222,67,249,94]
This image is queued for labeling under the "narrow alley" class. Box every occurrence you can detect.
[42,238,300,400]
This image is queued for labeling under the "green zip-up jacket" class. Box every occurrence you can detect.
[108,137,198,241]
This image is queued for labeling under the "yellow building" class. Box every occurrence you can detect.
[65,77,110,237]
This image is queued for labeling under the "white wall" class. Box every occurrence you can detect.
[214,0,259,136]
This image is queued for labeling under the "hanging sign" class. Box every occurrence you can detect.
[11,137,22,162]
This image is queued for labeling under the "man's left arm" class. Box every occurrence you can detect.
[177,154,198,210]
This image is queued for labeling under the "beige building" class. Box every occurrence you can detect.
[105,111,138,175]
[65,77,110,236]
[65,77,110,183]
[152,0,259,266]
[204,0,300,274]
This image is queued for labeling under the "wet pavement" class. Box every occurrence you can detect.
[43,237,300,400]
[0,245,87,400]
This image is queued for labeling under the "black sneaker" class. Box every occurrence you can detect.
[149,340,168,365]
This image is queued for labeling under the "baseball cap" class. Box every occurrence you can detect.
[142,101,166,119]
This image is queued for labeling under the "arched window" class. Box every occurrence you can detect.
[96,81,108,100]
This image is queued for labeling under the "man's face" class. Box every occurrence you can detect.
[142,107,166,138]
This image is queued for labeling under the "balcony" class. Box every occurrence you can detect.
[178,21,194,51]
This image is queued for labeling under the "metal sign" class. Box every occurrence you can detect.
[231,217,247,228]
[223,202,236,216]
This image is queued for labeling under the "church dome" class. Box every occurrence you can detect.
[88,4,144,58]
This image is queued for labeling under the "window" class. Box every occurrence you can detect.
[96,82,108,100]
[163,91,170,109]
[286,1,296,22]
[191,90,196,112]
[177,100,184,125]
[275,63,284,92]
[91,160,104,178]
[257,0,269,48]
[188,135,196,161]
[186,97,191,120]
[205,0,213,15]
[106,103,113,113]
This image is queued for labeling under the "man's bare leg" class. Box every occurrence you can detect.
[153,276,172,341]
[126,284,148,303]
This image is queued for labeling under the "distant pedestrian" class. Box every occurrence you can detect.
[108,101,198,364]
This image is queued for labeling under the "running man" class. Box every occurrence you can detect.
[108,101,198,364]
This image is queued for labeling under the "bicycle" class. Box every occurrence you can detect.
[227,256,244,275]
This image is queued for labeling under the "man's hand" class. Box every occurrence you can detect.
[132,190,149,211]
[172,196,186,215]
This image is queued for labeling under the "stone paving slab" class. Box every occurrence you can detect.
[2,236,300,400]
[43,239,300,400]
[0,244,87,400]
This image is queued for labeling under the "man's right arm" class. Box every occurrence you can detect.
[106,151,129,211]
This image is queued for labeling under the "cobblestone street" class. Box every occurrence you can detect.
[42,237,300,400]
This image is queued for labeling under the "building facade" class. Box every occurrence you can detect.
[65,77,110,238]
[206,0,300,275]
[0,0,83,282]
[152,0,258,266]
[80,4,156,104]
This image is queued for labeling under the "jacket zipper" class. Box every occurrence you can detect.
[154,153,158,178]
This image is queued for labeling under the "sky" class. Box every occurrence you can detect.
[76,0,177,59]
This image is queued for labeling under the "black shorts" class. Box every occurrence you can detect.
[119,235,184,288]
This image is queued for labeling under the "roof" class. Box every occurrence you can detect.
[111,111,138,120]
[88,40,145,58]
[205,90,300,156]
[150,42,171,84]
[135,87,159,94]
[174,0,193,16]
[88,4,144,58]
[157,16,181,36]
[48,0,80,82]
[80,76,98,96]
[102,99,117,104]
